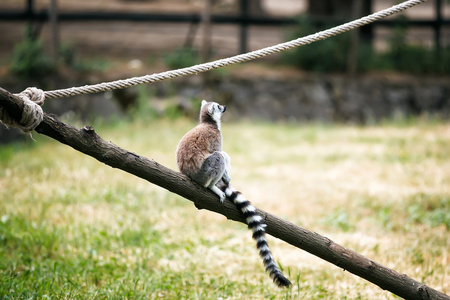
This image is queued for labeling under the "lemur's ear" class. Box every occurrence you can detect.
[201,100,208,109]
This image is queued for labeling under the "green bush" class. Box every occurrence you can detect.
[284,14,450,74]
[10,29,109,80]
[282,15,374,73]
[10,35,54,79]
[59,43,109,72]
[376,20,450,74]
[163,47,200,69]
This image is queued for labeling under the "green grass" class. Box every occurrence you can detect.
[0,118,449,299]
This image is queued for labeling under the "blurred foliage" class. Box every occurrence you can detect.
[371,193,450,231]
[126,85,189,121]
[282,15,374,73]
[163,47,200,70]
[59,43,109,72]
[10,28,108,80]
[406,193,450,230]
[376,16,450,74]
[284,14,450,74]
[127,85,159,121]
[321,208,355,232]
[10,29,54,79]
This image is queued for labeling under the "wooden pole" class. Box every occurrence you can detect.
[347,0,362,76]
[239,0,249,54]
[201,0,212,62]
[26,0,34,18]
[25,0,35,40]
[49,0,60,64]
[434,0,442,61]
[0,87,448,300]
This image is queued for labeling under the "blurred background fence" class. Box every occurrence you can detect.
[1,0,449,60]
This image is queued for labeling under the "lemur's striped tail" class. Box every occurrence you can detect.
[221,185,291,288]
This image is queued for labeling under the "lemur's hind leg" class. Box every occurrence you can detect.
[194,151,229,203]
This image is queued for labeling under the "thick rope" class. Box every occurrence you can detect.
[0,87,45,133]
[43,0,427,100]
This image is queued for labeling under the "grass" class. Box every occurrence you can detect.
[0,117,449,299]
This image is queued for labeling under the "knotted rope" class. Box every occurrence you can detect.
[0,87,45,133]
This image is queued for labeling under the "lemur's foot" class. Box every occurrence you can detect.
[218,192,226,203]
[210,185,226,203]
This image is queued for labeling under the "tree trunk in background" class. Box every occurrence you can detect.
[308,0,353,19]
[201,0,212,62]
[49,0,59,64]
[347,0,363,76]
[307,0,372,40]
[307,0,373,74]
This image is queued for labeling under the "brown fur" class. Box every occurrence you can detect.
[176,122,222,178]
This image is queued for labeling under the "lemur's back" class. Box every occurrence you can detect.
[176,123,222,178]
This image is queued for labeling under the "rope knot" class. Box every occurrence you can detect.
[20,87,45,106]
[0,87,45,134]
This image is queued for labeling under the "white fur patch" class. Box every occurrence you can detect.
[241,205,256,213]
[252,225,266,232]
[247,215,262,224]
[225,188,233,197]
[208,104,214,114]
[212,111,222,130]
[234,194,246,203]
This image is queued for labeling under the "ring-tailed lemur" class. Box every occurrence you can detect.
[176,100,291,288]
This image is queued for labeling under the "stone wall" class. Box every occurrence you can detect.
[174,73,450,123]
[1,72,449,143]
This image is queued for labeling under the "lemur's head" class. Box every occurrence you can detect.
[200,100,226,128]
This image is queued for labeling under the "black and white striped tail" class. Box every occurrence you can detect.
[220,185,291,288]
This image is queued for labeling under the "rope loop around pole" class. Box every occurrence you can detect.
[0,87,45,134]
